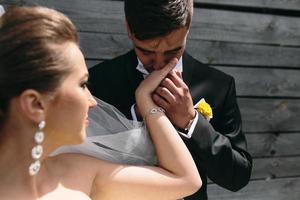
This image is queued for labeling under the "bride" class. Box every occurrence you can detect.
[0,6,201,200]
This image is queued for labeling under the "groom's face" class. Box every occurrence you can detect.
[129,27,189,73]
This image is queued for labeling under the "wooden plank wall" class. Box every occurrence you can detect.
[2,0,300,199]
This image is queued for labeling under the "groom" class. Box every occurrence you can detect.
[89,0,252,199]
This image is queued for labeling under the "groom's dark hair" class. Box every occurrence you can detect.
[124,0,193,40]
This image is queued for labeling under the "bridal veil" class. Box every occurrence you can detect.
[52,97,157,165]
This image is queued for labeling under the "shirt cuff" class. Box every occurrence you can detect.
[130,104,139,121]
[178,111,199,139]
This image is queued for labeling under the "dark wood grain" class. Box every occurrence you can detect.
[79,32,300,67]
[207,156,300,182]
[3,0,300,46]
[247,133,300,157]
[195,0,300,11]
[216,66,300,97]
[252,156,300,180]
[239,98,300,133]
[1,0,21,6]
[208,177,300,200]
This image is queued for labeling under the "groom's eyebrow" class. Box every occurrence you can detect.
[136,45,183,54]
[136,46,154,53]
[165,46,183,54]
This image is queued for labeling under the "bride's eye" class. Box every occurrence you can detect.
[80,81,89,89]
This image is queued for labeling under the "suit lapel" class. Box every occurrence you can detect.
[182,52,208,102]
[124,50,144,95]
[182,51,195,88]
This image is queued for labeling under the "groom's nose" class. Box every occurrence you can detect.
[152,54,168,71]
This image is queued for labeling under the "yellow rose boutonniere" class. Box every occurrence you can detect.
[195,98,213,121]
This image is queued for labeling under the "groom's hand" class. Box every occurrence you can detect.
[152,70,196,130]
[135,58,178,119]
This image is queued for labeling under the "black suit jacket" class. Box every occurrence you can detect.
[89,50,252,200]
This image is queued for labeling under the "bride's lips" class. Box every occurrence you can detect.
[85,118,89,126]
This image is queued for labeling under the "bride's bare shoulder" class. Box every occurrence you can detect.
[50,153,129,194]
[51,153,122,178]
[51,153,106,173]
[47,153,116,195]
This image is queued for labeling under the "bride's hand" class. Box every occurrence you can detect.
[135,58,178,118]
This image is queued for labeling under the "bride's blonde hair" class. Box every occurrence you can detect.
[0,6,78,122]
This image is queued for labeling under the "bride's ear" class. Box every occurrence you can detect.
[18,90,47,123]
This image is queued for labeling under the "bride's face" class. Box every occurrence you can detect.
[45,42,96,145]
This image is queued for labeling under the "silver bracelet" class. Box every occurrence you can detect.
[149,107,165,114]
[144,107,165,121]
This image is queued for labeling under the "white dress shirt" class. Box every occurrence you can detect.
[0,5,5,16]
[131,57,198,138]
